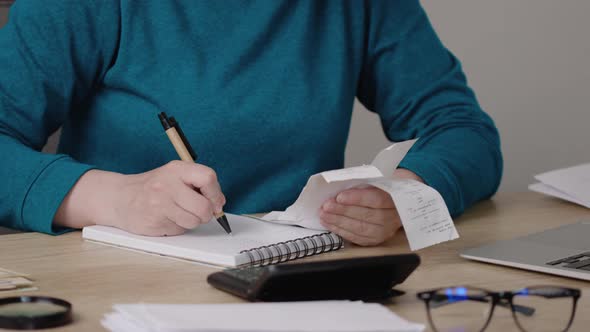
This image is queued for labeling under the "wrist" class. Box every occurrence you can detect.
[54,169,127,229]
[393,168,424,183]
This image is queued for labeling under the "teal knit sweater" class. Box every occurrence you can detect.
[0,1,502,234]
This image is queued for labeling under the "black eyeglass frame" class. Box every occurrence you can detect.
[416,285,581,332]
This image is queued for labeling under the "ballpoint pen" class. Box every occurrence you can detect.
[158,112,232,235]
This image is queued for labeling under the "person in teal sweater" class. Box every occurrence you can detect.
[0,1,502,246]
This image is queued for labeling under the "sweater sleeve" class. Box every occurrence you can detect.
[0,1,120,234]
[357,0,503,216]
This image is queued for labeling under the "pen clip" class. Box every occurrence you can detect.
[158,112,171,130]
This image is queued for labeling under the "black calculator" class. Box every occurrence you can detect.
[207,254,420,302]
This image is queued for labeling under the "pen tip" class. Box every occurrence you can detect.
[216,213,233,234]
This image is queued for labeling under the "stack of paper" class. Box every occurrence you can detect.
[529,163,590,208]
[0,267,36,292]
[102,301,424,332]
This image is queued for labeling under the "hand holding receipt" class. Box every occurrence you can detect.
[158,112,232,235]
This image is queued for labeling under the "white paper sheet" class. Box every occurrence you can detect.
[528,182,588,208]
[531,163,590,208]
[101,301,425,332]
[263,167,384,229]
[263,139,459,251]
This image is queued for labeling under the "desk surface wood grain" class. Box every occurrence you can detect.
[1,192,589,331]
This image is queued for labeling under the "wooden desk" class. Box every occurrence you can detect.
[1,192,589,331]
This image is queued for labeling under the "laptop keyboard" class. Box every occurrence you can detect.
[546,252,590,271]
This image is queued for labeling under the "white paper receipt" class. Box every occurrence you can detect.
[370,179,458,251]
[263,139,459,251]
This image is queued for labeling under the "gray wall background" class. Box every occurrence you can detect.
[347,1,590,192]
[2,2,590,192]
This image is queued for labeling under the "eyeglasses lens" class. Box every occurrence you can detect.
[428,287,492,332]
[512,287,575,332]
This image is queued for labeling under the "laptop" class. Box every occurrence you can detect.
[460,220,590,281]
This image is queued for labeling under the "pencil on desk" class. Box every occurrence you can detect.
[158,112,232,235]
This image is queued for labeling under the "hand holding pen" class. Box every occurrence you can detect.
[159,112,232,234]
[53,116,228,237]
[54,152,227,237]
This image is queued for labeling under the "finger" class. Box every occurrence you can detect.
[319,214,380,247]
[137,218,187,237]
[172,184,214,224]
[167,161,226,212]
[322,199,395,225]
[159,218,189,236]
[336,187,394,209]
[168,203,203,229]
[319,210,384,239]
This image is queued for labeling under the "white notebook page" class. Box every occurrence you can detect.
[83,214,330,267]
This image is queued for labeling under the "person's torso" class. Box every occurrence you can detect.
[59,1,366,213]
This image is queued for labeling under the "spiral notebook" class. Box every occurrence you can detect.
[82,214,343,268]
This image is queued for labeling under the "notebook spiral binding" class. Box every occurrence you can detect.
[239,233,344,267]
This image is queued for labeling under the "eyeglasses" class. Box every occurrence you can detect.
[417,285,581,332]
